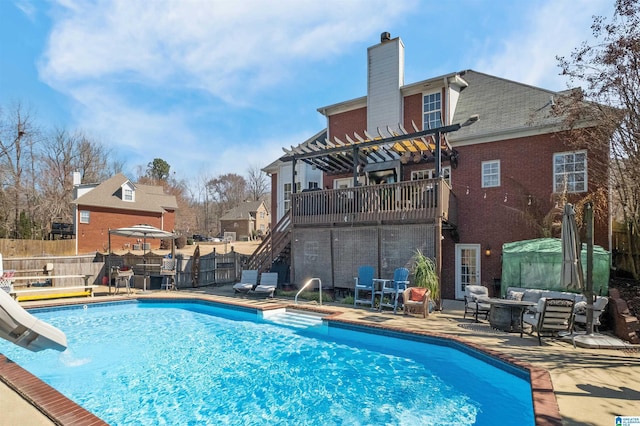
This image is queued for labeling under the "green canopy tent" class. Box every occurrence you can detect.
[500,238,610,297]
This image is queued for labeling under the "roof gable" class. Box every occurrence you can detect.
[73,173,178,213]
[220,201,267,220]
[450,70,565,143]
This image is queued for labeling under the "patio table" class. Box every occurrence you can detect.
[484,298,536,332]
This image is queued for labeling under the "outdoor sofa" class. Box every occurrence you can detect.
[506,286,609,330]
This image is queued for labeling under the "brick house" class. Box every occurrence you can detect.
[71,173,178,254]
[220,201,270,241]
[257,33,609,299]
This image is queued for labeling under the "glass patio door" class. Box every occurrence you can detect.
[455,244,481,299]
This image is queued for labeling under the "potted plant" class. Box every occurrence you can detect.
[412,249,440,311]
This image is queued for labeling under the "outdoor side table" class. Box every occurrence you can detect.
[372,278,391,311]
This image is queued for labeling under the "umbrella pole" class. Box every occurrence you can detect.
[585,202,595,335]
[143,236,147,291]
[108,230,112,295]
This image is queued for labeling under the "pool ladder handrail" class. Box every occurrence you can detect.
[295,278,322,306]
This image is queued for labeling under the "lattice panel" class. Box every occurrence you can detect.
[379,225,435,278]
[332,227,379,290]
[291,228,333,288]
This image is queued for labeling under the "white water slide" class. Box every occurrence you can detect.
[0,254,67,352]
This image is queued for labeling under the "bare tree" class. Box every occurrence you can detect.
[557,0,640,278]
[206,173,248,223]
[246,163,270,201]
[39,128,113,229]
[0,102,39,238]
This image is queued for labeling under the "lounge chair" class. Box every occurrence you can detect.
[233,270,258,294]
[463,285,490,322]
[354,265,375,308]
[521,298,575,345]
[403,287,430,318]
[251,272,278,298]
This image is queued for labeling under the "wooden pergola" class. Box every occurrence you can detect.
[280,115,478,188]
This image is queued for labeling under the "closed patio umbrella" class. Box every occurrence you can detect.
[561,203,584,291]
[108,225,176,292]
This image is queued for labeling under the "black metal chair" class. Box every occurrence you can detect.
[521,298,575,345]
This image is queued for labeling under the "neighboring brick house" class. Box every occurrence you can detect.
[220,201,270,241]
[71,173,178,254]
[259,33,609,299]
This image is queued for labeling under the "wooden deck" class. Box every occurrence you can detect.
[291,178,456,226]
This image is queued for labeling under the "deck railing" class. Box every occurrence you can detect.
[291,178,456,226]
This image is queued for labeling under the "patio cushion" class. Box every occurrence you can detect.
[543,290,577,301]
[409,287,428,302]
[507,290,524,301]
[574,301,588,315]
[522,289,543,303]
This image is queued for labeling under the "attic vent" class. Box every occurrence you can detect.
[380,32,391,42]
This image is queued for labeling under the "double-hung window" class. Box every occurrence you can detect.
[554,151,587,193]
[482,160,500,188]
[80,210,90,224]
[423,92,442,130]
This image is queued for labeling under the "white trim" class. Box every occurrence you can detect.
[455,244,481,300]
[481,160,501,188]
[553,150,588,193]
[79,210,90,224]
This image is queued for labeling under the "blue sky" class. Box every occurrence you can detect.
[0,0,614,184]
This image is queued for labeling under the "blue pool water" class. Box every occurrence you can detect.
[0,301,534,425]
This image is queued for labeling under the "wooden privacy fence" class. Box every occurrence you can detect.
[0,239,76,257]
[612,221,640,276]
[99,250,250,289]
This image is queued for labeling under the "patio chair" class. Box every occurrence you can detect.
[403,287,431,318]
[463,285,490,322]
[377,267,410,314]
[160,258,177,291]
[114,267,134,295]
[573,296,609,331]
[251,272,278,298]
[354,265,375,308]
[520,298,575,345]
[233,270,258,294]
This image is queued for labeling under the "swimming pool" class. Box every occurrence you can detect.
[0,300,535,425]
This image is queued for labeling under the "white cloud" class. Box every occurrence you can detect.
[38,0,416,178]
[41,0,413,100]
[474,0,613,91]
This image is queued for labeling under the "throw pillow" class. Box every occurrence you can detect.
[507,290,524,301]
[574,301,587,315]
[410,287,428,301]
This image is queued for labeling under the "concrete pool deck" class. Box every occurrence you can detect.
[3,285,639,425]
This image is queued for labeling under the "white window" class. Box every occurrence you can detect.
[554,151,587,193]
[80,210,90,224]
[123,188,133,201]
[308,181,319,189]
[283,182,300,211]
[333,178,352,189]
[259,211,265,219]
[411,166,451,186]
[482,160,500,188]
[423,92,442,130]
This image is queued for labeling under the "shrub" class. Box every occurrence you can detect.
[175,235,187,249]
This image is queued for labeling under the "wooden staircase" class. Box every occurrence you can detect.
[246,211,292,273]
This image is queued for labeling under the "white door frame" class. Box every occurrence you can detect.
[455,244,481,300]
